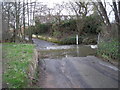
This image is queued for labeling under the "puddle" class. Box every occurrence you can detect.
[39,45,97,59]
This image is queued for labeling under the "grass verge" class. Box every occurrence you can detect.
[3,43,34,88]
[97,39,119,65]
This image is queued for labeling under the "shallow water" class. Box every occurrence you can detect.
[39,45,97,59]
[36,41,119,88]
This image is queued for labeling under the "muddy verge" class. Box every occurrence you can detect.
[27,49,39,86]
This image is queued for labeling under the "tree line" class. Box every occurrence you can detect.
[1,0,120,43]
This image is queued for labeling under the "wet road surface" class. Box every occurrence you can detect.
[33,38,119,88]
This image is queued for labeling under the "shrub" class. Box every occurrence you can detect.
[82,37,97,45]
[60,36,82,45]
[83,15,102,34]
[25,26,36,35]
[97,39,119,60]
[35,23,51,34]
[60,19,77,31]
[52,31,61,38]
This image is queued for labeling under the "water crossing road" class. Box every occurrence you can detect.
[33,38,119,88]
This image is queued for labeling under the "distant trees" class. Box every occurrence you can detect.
[33,1,102,38]
[66,1,94,35]
[93,0,120,61]
[3,0,119,43]
[22,1,25,40]
[92,0,120,41]
[112,0,120,38]
[0,2,2,42]
[2,1,37,43]
[2,2,13,42]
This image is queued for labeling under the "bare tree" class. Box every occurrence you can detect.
[112,0,120,32]
[22,1,25,40]
[94,0,119,35]
[97,0,111,27]
[69,1,91,35]
[53,3,65,24]
[92,0,120,43]
[2,2,13,42]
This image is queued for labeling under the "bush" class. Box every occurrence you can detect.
[97,39,119,60]
[83,15,102,34]
[35,23,51,34]
[60,19,77,31]
[82,37,97,45]
[25,26,35,35]
[60,36,82,45]
[52,31,61,38]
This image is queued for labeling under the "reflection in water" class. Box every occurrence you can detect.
[39,45,97,59]
[90,45,98,49]
[65,54,68,58]
[46,45,73,50]
[76,45,79,57]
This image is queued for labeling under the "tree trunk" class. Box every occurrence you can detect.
[97,0,112,41]
[28,0,33,43]
[98,1,111,27]
[12,22,16,42]
[112,1,119,24]
[15,2,18,42]
[23,2,25,40]
[112,0,120,42]
[117,1,120,43]
[27,1,29,26]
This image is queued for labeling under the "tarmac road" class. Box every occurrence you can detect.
[33,38,119,88]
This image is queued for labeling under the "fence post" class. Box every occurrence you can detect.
[76,34,78,45]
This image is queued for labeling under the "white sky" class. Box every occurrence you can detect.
[27,0,115,22]
[1,0,115,22]
[32,0,73,8]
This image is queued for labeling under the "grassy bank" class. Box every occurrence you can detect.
[32,34,97,45]
[3,43,34,88]
[97,39,119,65]
[33,34,60,44]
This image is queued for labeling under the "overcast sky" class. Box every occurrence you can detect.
[27,0,114,22]
[32,0,73,8]
[1,0,114,22]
